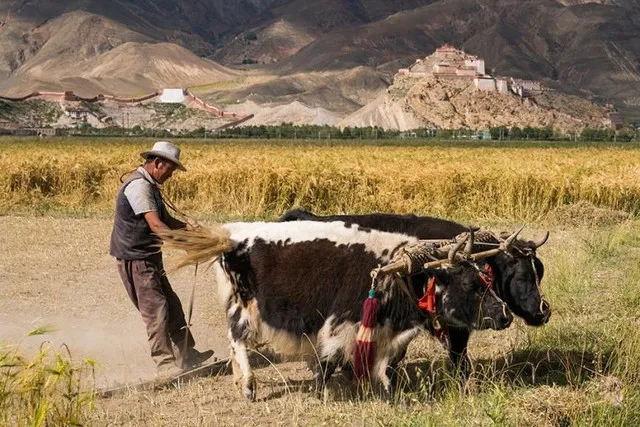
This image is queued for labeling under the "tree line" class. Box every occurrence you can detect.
[32,122,640,142]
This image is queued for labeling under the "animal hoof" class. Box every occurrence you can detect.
[381,385,395,403]
[243,375,257,401]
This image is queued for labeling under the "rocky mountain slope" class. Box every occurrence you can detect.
[341,73,609,131]
[0,0,638,121]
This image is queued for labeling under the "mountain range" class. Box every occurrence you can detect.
[1,0,638,122]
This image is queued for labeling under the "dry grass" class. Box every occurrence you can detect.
[1,138,640,222]
[546,201,630,227]
[0,340,96,427]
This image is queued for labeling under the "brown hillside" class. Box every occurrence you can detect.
[341,72,609,131]
[0,12,238,96]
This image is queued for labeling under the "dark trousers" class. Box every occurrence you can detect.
[117,254,195,369]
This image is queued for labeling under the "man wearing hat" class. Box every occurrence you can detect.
[110,141,213,377]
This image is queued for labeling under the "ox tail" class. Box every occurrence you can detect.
[158,225,233,270]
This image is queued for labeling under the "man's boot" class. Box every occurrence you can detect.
[156,362,184,380]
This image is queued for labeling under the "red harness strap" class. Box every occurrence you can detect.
[479,263,494,288]
[418,277,449,347]
[418,276,437,313]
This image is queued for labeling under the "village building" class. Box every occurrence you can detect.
[35,127,57,137]
[159,88,187,103]
[66,107,89,124]
[465,57,485,75]
[496,78,509,94]
[0,120,18,135]
[609,111,624,130]
[606,103,625,130]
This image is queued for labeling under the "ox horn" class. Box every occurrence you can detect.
[533,231,550,248]
[464,228,475,255]
[504,224,525,248]
[448,233,469,264]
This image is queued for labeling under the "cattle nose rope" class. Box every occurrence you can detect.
[181,262,198,360]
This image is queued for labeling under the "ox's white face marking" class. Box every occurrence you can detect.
[223,221,418,260]
[439,286,448,306]
[436,284,468,328]
[439,284,455,321]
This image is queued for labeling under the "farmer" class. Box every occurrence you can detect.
[109,141,214,377]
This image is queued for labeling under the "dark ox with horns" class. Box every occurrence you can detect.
[280,209,551,374]
[160,221,514,400]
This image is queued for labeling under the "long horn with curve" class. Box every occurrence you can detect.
[504,224,525,247]
[448,233,470,264]
[532,231,550,248]
[464,228,475,255]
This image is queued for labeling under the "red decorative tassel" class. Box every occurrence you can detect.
[354,289,378,382]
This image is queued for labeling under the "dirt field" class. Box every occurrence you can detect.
[0,215,230,388]
[3,212,637,426]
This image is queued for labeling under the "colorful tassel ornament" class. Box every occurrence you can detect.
[353,289,379,382]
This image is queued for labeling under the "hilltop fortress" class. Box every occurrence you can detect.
[398,44,542,98]
[340,44,610,132]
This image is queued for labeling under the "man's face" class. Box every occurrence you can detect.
[152,159,177,184]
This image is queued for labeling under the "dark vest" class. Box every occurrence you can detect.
[109,170,170,260]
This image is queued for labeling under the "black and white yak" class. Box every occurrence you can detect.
[161,220,513,401]
[279,209,551,374]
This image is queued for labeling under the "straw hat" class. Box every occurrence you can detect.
[140,141,186,171]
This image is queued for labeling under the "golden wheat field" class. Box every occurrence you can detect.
[1,137,640,221]
[2,137,640,426]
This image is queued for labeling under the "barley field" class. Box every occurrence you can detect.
[1,137,640,221]
[1,137,640,426]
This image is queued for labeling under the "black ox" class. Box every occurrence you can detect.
[280,209,551,374]
[161,221,513,400]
